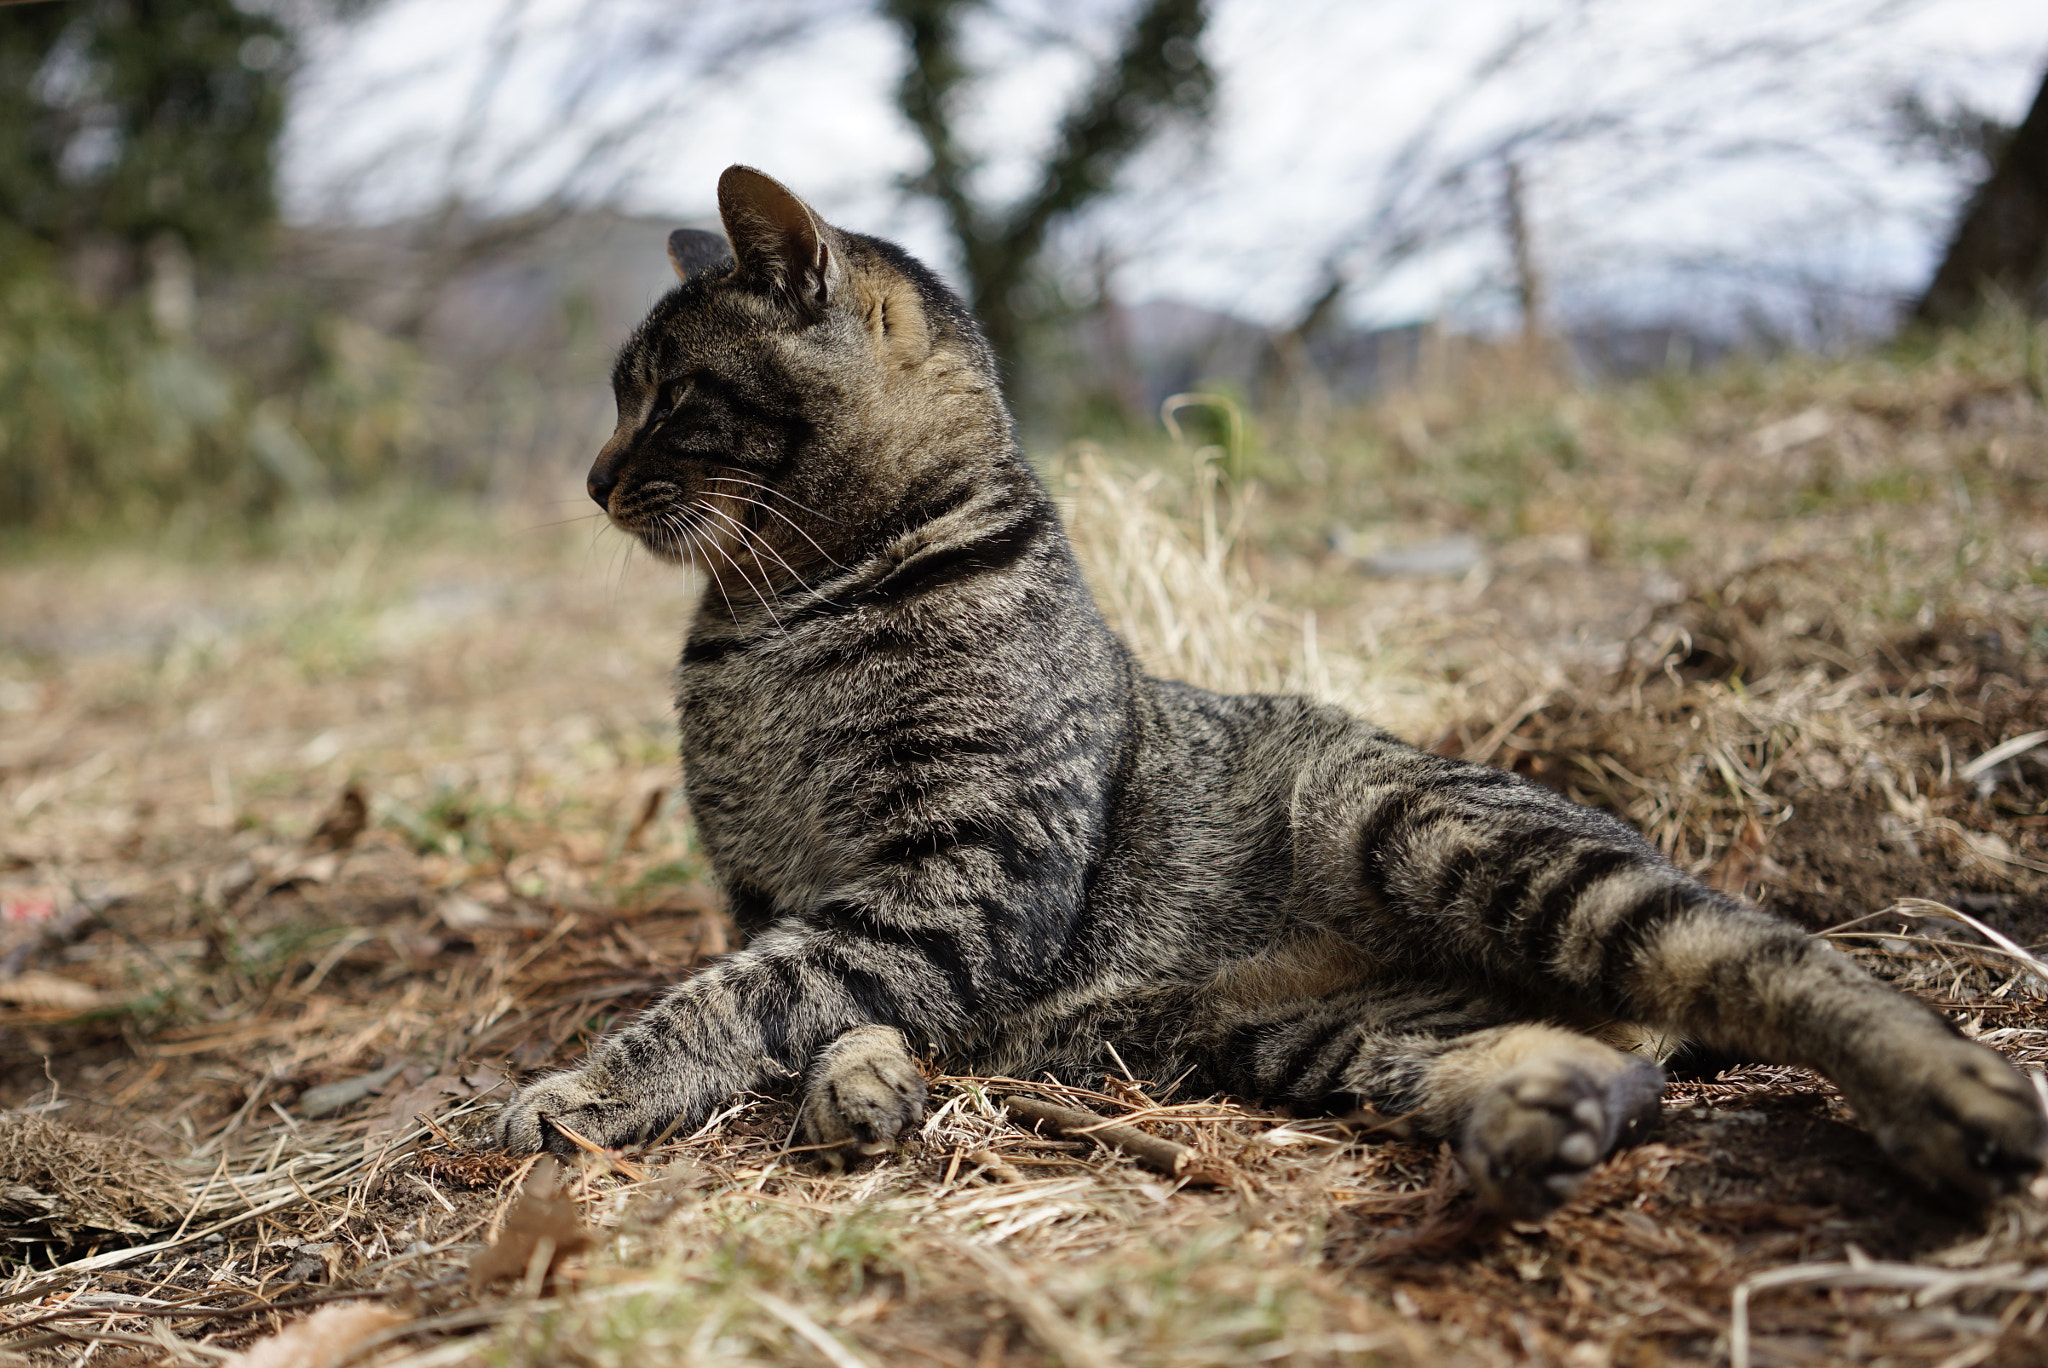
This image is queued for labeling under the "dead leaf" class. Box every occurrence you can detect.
[306,784,368,853]
[0,970,106,1012]
[437,891,497,931]
[467,1155,592,1292]
[463,1062,509,1094]
[378,1073,466,1134]
[220,1302,406,1368]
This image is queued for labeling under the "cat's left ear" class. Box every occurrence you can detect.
[717,165,847,314]
[667,228,734,283]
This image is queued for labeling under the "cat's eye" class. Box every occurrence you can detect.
[648,378,694,428]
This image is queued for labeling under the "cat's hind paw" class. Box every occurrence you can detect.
[1461,1047,1664,1221]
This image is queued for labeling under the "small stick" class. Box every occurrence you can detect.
[998,1094,1220,1185]
[0,1284,407,1336]
[965,1149,1025,1184]
[539,1114,651,1183]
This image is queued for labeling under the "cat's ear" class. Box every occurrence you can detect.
[666,228,734,283]
[717,165,846,313]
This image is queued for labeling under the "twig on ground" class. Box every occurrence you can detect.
[539,1114,650,1182]
[998,1093,1222,1185]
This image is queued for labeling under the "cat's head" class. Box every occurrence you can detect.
[589,166,1004,578]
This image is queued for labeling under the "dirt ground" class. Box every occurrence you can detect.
[5,337,2048,1366]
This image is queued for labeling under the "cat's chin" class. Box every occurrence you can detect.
[634,532,699,568]
[605,512,700,567]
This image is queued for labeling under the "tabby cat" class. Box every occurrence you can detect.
[497,166,2044,1217]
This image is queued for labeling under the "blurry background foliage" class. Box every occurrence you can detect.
[0,0,286,267]
[0,0,432,539]
[0,0,2044,536]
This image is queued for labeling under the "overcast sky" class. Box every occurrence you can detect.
[283,0,2048,333]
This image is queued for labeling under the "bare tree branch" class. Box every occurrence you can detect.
[886,0,1214,368]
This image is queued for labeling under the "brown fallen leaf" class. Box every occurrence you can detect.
[220,1302,406,1368]
[377,1072,469,1137]
[463,1062,510,1094]
[467,1155,593,1292]
[306,783,368,853]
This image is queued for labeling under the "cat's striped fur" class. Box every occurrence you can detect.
[498,166,2044,1216]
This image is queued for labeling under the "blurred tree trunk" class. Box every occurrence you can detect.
[885,0,1213,374]
[1091,247,1148,428]
[1914,63,2048,326]
[1502,156,1546,345]
[0,0,297,286]
[1254,264,1344,419]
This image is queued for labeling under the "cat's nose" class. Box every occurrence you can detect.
[588,429,630,512]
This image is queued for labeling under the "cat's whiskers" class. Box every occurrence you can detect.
[695,499,799,583]
[656,509,700,566]
[729,553,789,634]
[703,475,840,524]
[661,511,748,630]
[693,498,845,611]
[678,505,787,633]
[608,525,638,606]
[650,521,680,570]
[699,483,847,570]
[528,511,608,532]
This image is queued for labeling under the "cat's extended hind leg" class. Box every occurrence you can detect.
[1214,987,1662,1219]
[1629,907,2043,1198]
[1282,733,2047,1200]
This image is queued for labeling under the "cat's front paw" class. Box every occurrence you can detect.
[1848,1032,2045,1201]
[1462,1048,1664,1221]
[796,1025,926,1168]
[497,1067,662,1156]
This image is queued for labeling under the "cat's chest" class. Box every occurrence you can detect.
[674,646,886,902]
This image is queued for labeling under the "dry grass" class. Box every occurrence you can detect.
[4,316,2048,1365]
